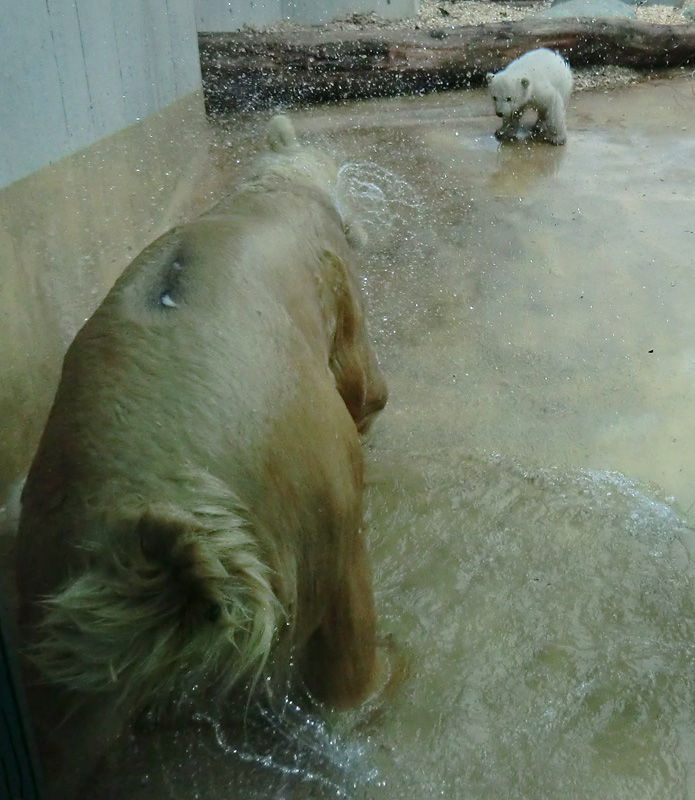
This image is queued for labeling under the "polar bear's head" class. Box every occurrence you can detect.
[486,72,531,119]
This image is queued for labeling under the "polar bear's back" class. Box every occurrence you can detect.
[502,48,573,100]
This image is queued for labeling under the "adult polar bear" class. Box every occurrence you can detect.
[16,116,388,798]
[488,48,573,145]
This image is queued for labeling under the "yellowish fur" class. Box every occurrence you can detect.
[16,115,387,797]
[32,473,279,706]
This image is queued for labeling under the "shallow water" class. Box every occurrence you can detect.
[94,75,695,798]
[351,454,695,799]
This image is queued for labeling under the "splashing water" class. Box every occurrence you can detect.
[336,162,424,248]
[333,161,430,348]
[193,697,379,799]
[94,691,380,799]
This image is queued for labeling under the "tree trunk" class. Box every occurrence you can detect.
[199,19,695,112]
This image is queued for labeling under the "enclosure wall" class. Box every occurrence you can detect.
[0,0,202,188]
[195,0,420,30]
[0,1,229,588]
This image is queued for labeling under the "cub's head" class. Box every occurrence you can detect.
[486,72,530,119]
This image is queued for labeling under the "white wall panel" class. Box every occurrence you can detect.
[0,0,202,188]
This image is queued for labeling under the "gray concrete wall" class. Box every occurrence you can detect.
[195,0,420,31]
[1,0,202,189]
[0,0,225,511]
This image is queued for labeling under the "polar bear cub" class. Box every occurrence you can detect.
[487,48,573,146]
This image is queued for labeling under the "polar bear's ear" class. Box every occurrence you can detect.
[486,72,494,84]
[267,115,298,153]
[344,219,368,250]
[521,77,530,89]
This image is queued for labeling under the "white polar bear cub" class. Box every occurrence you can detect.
[487,49,573,146]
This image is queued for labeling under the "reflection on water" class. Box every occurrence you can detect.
[77,76,695,797]
[323,77,695,517]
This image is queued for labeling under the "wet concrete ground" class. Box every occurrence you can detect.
[30,73,695,798]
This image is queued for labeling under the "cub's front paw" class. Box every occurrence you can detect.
[494,127,519,142]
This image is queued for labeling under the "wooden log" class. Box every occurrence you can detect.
[198,19,695,112]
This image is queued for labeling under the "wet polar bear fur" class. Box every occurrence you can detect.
[16,115,388,797]
[487,48,573,145]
